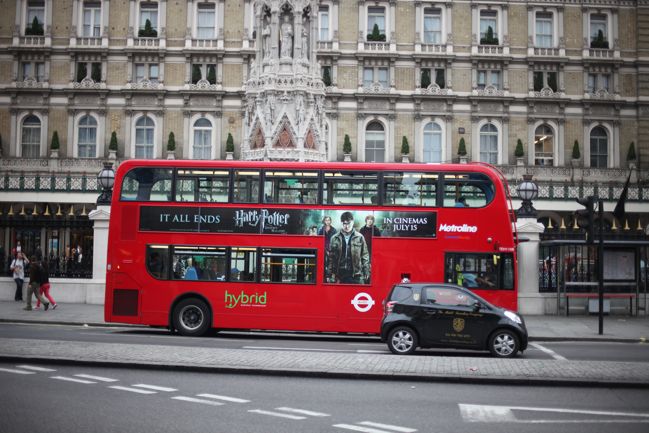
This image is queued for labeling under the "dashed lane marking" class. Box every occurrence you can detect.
[459,403,649,423]
[16,365,56,372]
[171,396,224,406]
[248,409,306,420]
[197,394,250,403]
[242,346,351,353]
[108,386,157,394]
[74,374,119,382]
[0,368,36,375]
[132,384,177,392]
[333,421,417,433]
[51,376,96,384]
[357,421,417,432]
[530,343,568,361]
[275,407,330,417]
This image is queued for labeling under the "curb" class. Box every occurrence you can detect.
[0,318,645,343]
[2,354,649,389]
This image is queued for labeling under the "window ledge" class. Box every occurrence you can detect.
[186,38,223,49]
[14,78,47,89]
[127,80,164,90]
[72,79,106,90]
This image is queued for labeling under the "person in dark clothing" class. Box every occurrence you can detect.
[24,256,49,311]
[35,259,56,310]
[359,215,381,253]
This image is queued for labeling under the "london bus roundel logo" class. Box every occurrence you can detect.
[351,292,375,313]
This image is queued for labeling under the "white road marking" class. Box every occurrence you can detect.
[0,368,36,375]
[530,343,567,361]
[16,365,56,372]
[248,409,306,420]
[333,424,397,433]
[459,403,649,423]
[275,407,330,417]
[132,384,177,392]
[108,386,157,394]
[357,421,417,432]
[197,393,250,403]
[50,376,96,384]
[74,374,119,382]
[171,396,224,406]
[356,350,388,354]
[243,346,351,353]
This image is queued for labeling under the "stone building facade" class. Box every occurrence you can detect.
[1,0,648,311]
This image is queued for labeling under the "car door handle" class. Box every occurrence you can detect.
[425,310,437,315]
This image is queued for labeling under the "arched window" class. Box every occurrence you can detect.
[479,123,498,164]
[135,116,155,158]
[78,115,98,158]
[534,124,554,166]
[423,122,442,162]
[21,115,41,158]
[590,126,608,168]
[365,121,385,162]
[192,117,212,159]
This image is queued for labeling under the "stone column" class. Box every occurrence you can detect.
[515,218,546,314]
[89,206,110,303]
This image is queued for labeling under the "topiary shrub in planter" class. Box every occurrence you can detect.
[225,132,235,159]
[590,30,609,49]
[166,132,176,159]
[322,66,332,87]
[571,139,580,160]
[25,16,44,36]
[367,23,386,42]
[480,26,499,45]
[50,131,60,157]
[627,141,636,167]
[420,69,431,88]
[108,131,118,159]
[343,134,352,161]
[138,19,158,38]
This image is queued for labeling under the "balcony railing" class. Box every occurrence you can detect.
[19,35,46,45]
[588,48,614,58]
[477,44,504,55]
[133,37,160,47]
[533,47,560,56]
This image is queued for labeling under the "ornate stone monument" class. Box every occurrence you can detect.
[242,0,327,161]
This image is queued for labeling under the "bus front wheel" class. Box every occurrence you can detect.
[172,298,211,337]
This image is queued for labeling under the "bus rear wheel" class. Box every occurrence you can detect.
[172,298,211,337]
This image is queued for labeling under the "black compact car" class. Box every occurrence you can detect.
[381,283,528,358]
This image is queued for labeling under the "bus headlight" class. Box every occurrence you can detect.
[504,310,522,324]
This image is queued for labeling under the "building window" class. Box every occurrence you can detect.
[367,6,386,40]
[423,8,442,44]
[420,68,445,89]
[191,63,216,85]
[590,126,608,168]
[82,1,102,37]
[479,10,498,44]
[534,124,554,166]
[21,61,45,82]
[196,3,215,39]
[192,118,212,160]
[135,63,159,83]
[76,62,101,82]
[590,13,608,48]
[423,122,442,163]
[139,2,158,36]
[135,116,155,158]
[21,115,41,158]
[587,73,610,93]
[479,123,498,164]
[363,67,388,88]
[477,70,501,90]
[25,0,45,35]
[535,11,553,48]
[365,121,385,162]
[533,71,557,92]
[78,115,98,158]
[321,65,332,86]
[319,5,329,40]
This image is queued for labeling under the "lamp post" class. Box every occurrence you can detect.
[97,162,115,205]
[516,174,538,218]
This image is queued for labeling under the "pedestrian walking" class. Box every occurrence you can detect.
[10,251,29,301]
[24,256,49,311]
[35,258,56,310]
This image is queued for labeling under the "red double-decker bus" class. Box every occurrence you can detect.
[105,160,518,336]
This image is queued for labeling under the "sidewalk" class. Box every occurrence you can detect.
[1,301,649,387]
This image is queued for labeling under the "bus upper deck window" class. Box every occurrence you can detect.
[233,170,260,203]
[175,169,229,203]
[120,168,173,202]
[383,172,437,207]
[263,171,319,204]
[442,173,494,208]
[323,171,378,205]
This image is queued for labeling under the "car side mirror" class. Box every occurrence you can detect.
[472,300,482,312]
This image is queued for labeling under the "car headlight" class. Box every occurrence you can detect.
[504,310,522,324]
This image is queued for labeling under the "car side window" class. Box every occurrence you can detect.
[424,287,474,307]
[389,285,413,302]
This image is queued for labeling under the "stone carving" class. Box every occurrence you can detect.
[275,127,295,148]
[280,15,293,58]
[262,18,271,59]
[305,129,316,149]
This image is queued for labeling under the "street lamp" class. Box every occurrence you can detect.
[97,162,115,205]
[516,174,538,218]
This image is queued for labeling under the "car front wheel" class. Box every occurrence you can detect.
[488,329,519,358]
[387,326,418,355]
[172,298,211,337]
